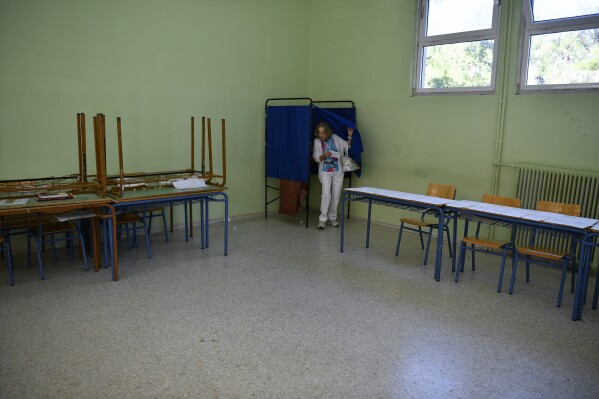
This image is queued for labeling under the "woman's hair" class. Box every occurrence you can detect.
[314,121,333,139]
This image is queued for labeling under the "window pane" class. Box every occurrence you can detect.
[427,0,494,36]
[526,29,599,85]
[422,40,494,88]
[532,0,599,22]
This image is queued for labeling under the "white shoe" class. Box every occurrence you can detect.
[318,221,326,230]
[327,220,339,227]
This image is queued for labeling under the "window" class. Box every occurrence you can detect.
[413,0,502,95]
[518,0,599,92]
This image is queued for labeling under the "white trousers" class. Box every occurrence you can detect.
[319,171,344,222]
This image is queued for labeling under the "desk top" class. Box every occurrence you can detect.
[0,193,110,215]
[109,186,227,204]
[447,199,598,230]
[345,187,451,206]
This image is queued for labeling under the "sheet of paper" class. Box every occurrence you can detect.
[0,198,29,205]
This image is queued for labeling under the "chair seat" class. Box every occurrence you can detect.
[117,213,142,223]
[34,221,78,235]
[517,246,568,261]
[400,217,436,227]
[462,236,509,249]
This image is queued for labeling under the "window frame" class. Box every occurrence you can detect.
[517,1,599,94]
[412,0,503,95]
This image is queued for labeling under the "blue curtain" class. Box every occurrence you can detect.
[265,105,311,182]
[312,106,364,177]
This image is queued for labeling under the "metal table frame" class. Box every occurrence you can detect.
[340,187,452,281]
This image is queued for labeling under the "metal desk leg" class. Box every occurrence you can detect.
[434,210,445,281]
[189,201,194,238]
[366,200,372,248]
[452,212,458,273]
[340,193,346,253]
[184,200,189,242]
[573,239,587,320]
[206,198,210,249]
[224,193,228,256]
[200,198,205,249]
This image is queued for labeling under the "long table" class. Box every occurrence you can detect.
[445,200,599,321]
[0,193,117,277]
[340,187,454,281]
[109,186,228,281]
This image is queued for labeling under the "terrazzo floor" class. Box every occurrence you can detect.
[1,214,598,398]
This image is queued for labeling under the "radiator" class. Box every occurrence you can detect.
[515,163,599,254]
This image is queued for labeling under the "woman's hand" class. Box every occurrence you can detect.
[320,151,332,161]
[347,127,354,137]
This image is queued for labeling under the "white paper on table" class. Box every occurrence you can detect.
[172,178,207,189]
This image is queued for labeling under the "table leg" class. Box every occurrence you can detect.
[366,200,372,248]
[340,193,346,253]
[434,210,445,281]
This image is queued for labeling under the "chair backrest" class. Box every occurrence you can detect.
[481,194,521,208]
[427,183,456,200]
[536,200,581,216]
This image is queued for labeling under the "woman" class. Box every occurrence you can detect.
[312,121,353,229]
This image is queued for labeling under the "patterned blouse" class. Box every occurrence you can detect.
[321,137,339,173]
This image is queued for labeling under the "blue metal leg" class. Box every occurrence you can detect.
[366,200,372,249]
[423,226,433,266]
[557,259,568,307]
[340,193,346,253]
[223,194,228,256]
[497,248,508,293]
[6,234,14,286]
[161,208,169,242]
[509,252,519,295]
[142,221,151,259]
[434,211,444,281]
[79,231,89,272]
[395,223,404,256]
[455,241,466,283]
[206,199,210,249]
[34,238,45,280]
[451,214,458,273]
[200,199,205,249]
[27,231,32,268]
[184,201,189,242]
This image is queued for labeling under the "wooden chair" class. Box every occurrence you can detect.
[0,233,15,286]
[139,206,169,242]
[509,200,581,307]
[454,194,521,292]
[395,183,456,265]
[116,212,151,258]
[29,219,89,280]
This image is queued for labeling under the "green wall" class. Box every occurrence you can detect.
[1,0,598,225]
[0,0,310,221]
